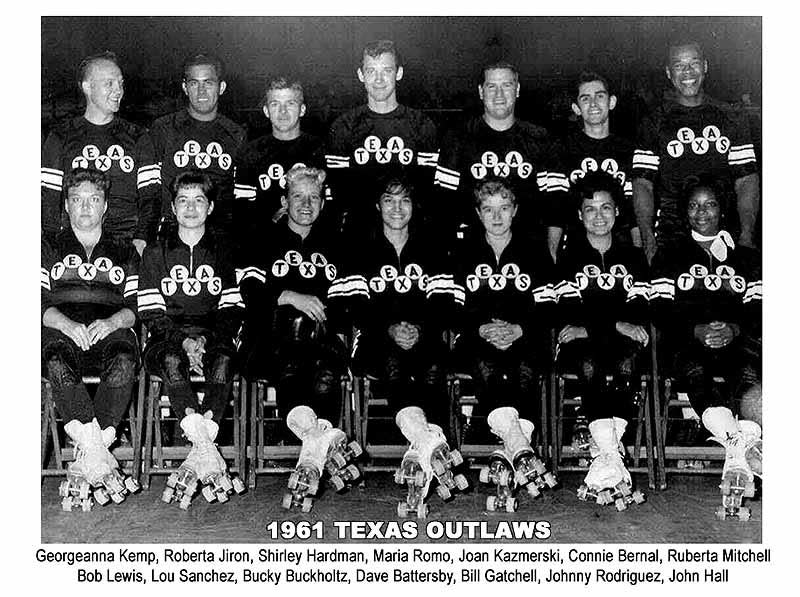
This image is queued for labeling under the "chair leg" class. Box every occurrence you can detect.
[143,379,159,490]
[248,381,259,490]
[643,377,656,490]
[539,374,549,461]
[232,376,241,475]
[548,370,559,474]
[48,394,64,470]
[41,381,52,472]
[362,378,371,449]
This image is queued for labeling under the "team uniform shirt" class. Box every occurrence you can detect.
[650,235,761,341]
[41,116,160,242]
[137,231,244,345]
[149,110,246,234]
[435,117,551,237]
[41,228,139,324]
[233,132,325,239]
[632,96,758,243]
[451,233,556,345]
[553,234,650,339]
[547,129,635,234]
[325,105,438,233]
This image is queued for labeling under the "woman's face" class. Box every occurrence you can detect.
[687,187,720,236]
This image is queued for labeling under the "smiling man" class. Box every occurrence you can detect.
[150,53,246,242]
[632,41,760,262]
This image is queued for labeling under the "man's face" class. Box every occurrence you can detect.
[171,184,213,230]
[357,52,403,104]
[579,191,617,237]
[82,60,124,117]
[182,64,226,117]
[282,178,324,228]
[572,80,616,126]
[66,181,107,231]
[666,45,707,100]
[264,88,305,135]
[479,68,519,121]
[378,192,413,231]
[687,188,720,236]
[476,192,517,238]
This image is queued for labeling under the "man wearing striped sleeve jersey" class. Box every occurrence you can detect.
[150,54,246,242]
[42,169,141,507]
[41,52,160,254]
[325,40,439,239]
[435,62,551,247]
[632,41,759,262]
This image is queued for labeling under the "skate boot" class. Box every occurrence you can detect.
[395,406,467,517]
[282,406,362,512]
[394,447,430,518]
[59,419,137,511]
[161,414,245,509]
[577,418,645,511]
[487,407,557,499]
[702,407,759,521]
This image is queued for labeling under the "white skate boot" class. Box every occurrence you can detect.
[59,419,136,511]
[162,414,245,509]
[486,407,556,504]
[282,406,362,512]
[394,406,467,517]
[703,407,760,521]
[577,418,645,511]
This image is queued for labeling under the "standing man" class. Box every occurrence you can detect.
[150,53,246,239]
[234,77,325,241]
[547,72,637,259]
[42,51,160,253]
[325,40,439,237]
[632,41,759,262]
[435,62,551,247]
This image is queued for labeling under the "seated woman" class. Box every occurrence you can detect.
[329,176,451,429]
[651,175,762,496]
[554,172,650,504]
[42,168,140,508]
[238,166,346,424]
[138,170,244,504]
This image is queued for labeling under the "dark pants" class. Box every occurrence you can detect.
[143,331,235,423]
[42,327,139,429]
[355,331,448,428]
[557,334,644,422]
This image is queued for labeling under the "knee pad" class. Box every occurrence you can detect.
[46,354,79,388]
[162,352,188,385]
[208,354,231,385]
[104,351,136,387]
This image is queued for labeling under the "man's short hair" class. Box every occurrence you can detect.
[480,61,519,85]
[77,51,120,86]
[170,169,218,203]
[473,178,516,208]
[63,168,110,199]
[576,71,612,97]
[666,40,705,65]
[260,77,305,108]
[285,166,326,192]
[572,171,623,207]
[362,40,402,67]
[377,175,414,204]
[182,53,225,81]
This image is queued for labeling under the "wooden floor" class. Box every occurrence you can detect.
[41,471,762,544]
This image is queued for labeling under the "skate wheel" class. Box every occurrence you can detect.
[413,471,425,486]
[455,474,469,491]
[417,503,429,519]
[161,488,175,504]
[514,470,528,486]
[632,490,646,504]
[345,464,360,481]
[166,472,179,489]
[287,471,299,490]
[348,441,363,457]
[715,506,727,520]
[618,482,632,497]
[59,480,70,498]
[332,451,347,468]
[614,498,627,512]
[397,502,409,518]
[232,476,246,494]
[506,497,518,513]
[219,476,234,493]
[124,477,141,494]
[281,493,293,510]
[308,477,320,495]
[577,458,590,468]
[432,459,446,476]
[179,494,192,510]
[498,468,511,487]
[526,483,541,498]
[78,481,90,500]
[737,507,751,521]
[576,484,589,501]
[393,469,404,485]
[217,490,229,503]
[744,481,755,499]
[449,449,463,467]
[81,498,93,512]
[597,490,613,505]
[94,487,110,506]
[301,497,313,513]
[61,497,73,512]
[479,467,490,484]
[330,475,345,492]
[110,490,125,505]
[486,496,497,511]
[436,484,451,501]
[544,472,558,488]
[720,478,731,493]
[202,485,216,503]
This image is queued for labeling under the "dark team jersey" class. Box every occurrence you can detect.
[325,105,439,232]
[233,132,325,238]
[451,233,556,341]
[632,96,757,240]
[236,221,344,342]
[547,129,635,231]
[328,230,455,336]
[41,228,139,324]
[41,116,160,242]
[138,230,243,344]
[554,234,650,338]
[650,235,761,339]
[434,117,551,236]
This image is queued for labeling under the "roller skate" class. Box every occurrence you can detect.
[59,419,140,511]
[576,418,645,511]
[161,413,245,509]
[394,406,468,518]
[571,409,592,467]
[479,448,518,512]
[282,406,362,512]
[702,407,760,521]
[487,407,557,500]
